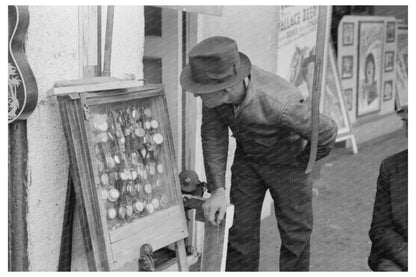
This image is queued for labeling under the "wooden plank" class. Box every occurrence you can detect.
[52,80,146,96]
[174,239,189,271]
[200,205,234,271]
[306,6,332,174]
[110,209,187,269]
[78,6,99,77]
[8,121,29,271]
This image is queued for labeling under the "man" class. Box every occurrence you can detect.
[368,106,408,271]
[180,36,338,271]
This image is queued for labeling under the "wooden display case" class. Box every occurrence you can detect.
[54,79,188,271]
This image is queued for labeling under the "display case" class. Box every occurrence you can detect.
[54,79,188,271]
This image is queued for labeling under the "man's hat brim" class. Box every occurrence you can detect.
[180,52,251,94]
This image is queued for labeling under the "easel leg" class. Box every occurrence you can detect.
[174,239,189,271]
[58,172,76,271]
[350,135,358,154]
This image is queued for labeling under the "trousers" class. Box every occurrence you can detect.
[225,150,313,271]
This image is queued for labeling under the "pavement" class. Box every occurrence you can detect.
[258,129,408,271]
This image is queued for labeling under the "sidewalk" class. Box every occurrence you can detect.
[258,130,407,271]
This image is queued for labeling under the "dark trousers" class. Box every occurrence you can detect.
[225,153,313,271]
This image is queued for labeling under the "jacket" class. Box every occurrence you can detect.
[201,65,338,192]
[368,150,408,271]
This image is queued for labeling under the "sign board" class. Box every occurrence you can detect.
[277,6,354,141]
[338,16,397,122]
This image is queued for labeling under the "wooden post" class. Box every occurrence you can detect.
[306,6,332,173]
[102,6,114,77]
[8,121,29,271]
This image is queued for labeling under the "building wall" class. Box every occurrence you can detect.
[25,6,144,270]
[374,5,408,23]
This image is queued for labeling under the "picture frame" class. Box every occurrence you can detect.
[341,56,353,79]
[357,21,383,117]
[384,51,395,72]
[342,22,354,46]
[383,80,393,101]
[344,88,353,111]
[386,21,396,43]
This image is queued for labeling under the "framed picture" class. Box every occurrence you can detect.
[342,22,354,46]
[386,21,396,42]
[341,56,353,79]
[383,80,393,101]
[357,21,383,116]
[344,88,353,111]
[384,51,395,72]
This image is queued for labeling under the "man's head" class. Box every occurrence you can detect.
[180,36,251,108]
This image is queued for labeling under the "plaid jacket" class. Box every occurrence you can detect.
[201,65,338,192]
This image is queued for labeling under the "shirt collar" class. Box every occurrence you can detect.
[235,73,255,116]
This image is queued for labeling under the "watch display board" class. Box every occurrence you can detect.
[54,79,188,271]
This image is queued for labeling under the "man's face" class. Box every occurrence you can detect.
[194,81,245,108]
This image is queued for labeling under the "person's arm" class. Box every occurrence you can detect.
[201,104,229,225]
[369,161,407,270]
[281,96,338,169]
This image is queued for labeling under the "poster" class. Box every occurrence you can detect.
[386,21,396,43]
[357,21,383,116]
[277,5,319,101]
[342,22,354,46]
[343,88,353,111]
[341,56,353,79]
[395,25,408,108]
[383,80,393,101]
[322,46,351,136]
[277,6,352,138]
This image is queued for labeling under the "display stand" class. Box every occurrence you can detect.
[53,79,188,271]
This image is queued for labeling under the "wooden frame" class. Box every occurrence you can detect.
[55,80,188,271]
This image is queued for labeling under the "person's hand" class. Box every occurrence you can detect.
[202,187,227,226]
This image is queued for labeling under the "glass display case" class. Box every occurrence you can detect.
[55,79,188,271]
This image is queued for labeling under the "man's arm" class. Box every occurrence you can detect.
[201,104,229,225]
[281,96,338,169]
[369,161,407,270]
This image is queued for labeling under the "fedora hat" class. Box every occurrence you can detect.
[180,36,251,94]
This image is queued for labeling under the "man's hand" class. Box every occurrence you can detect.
[202,187,227,226]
